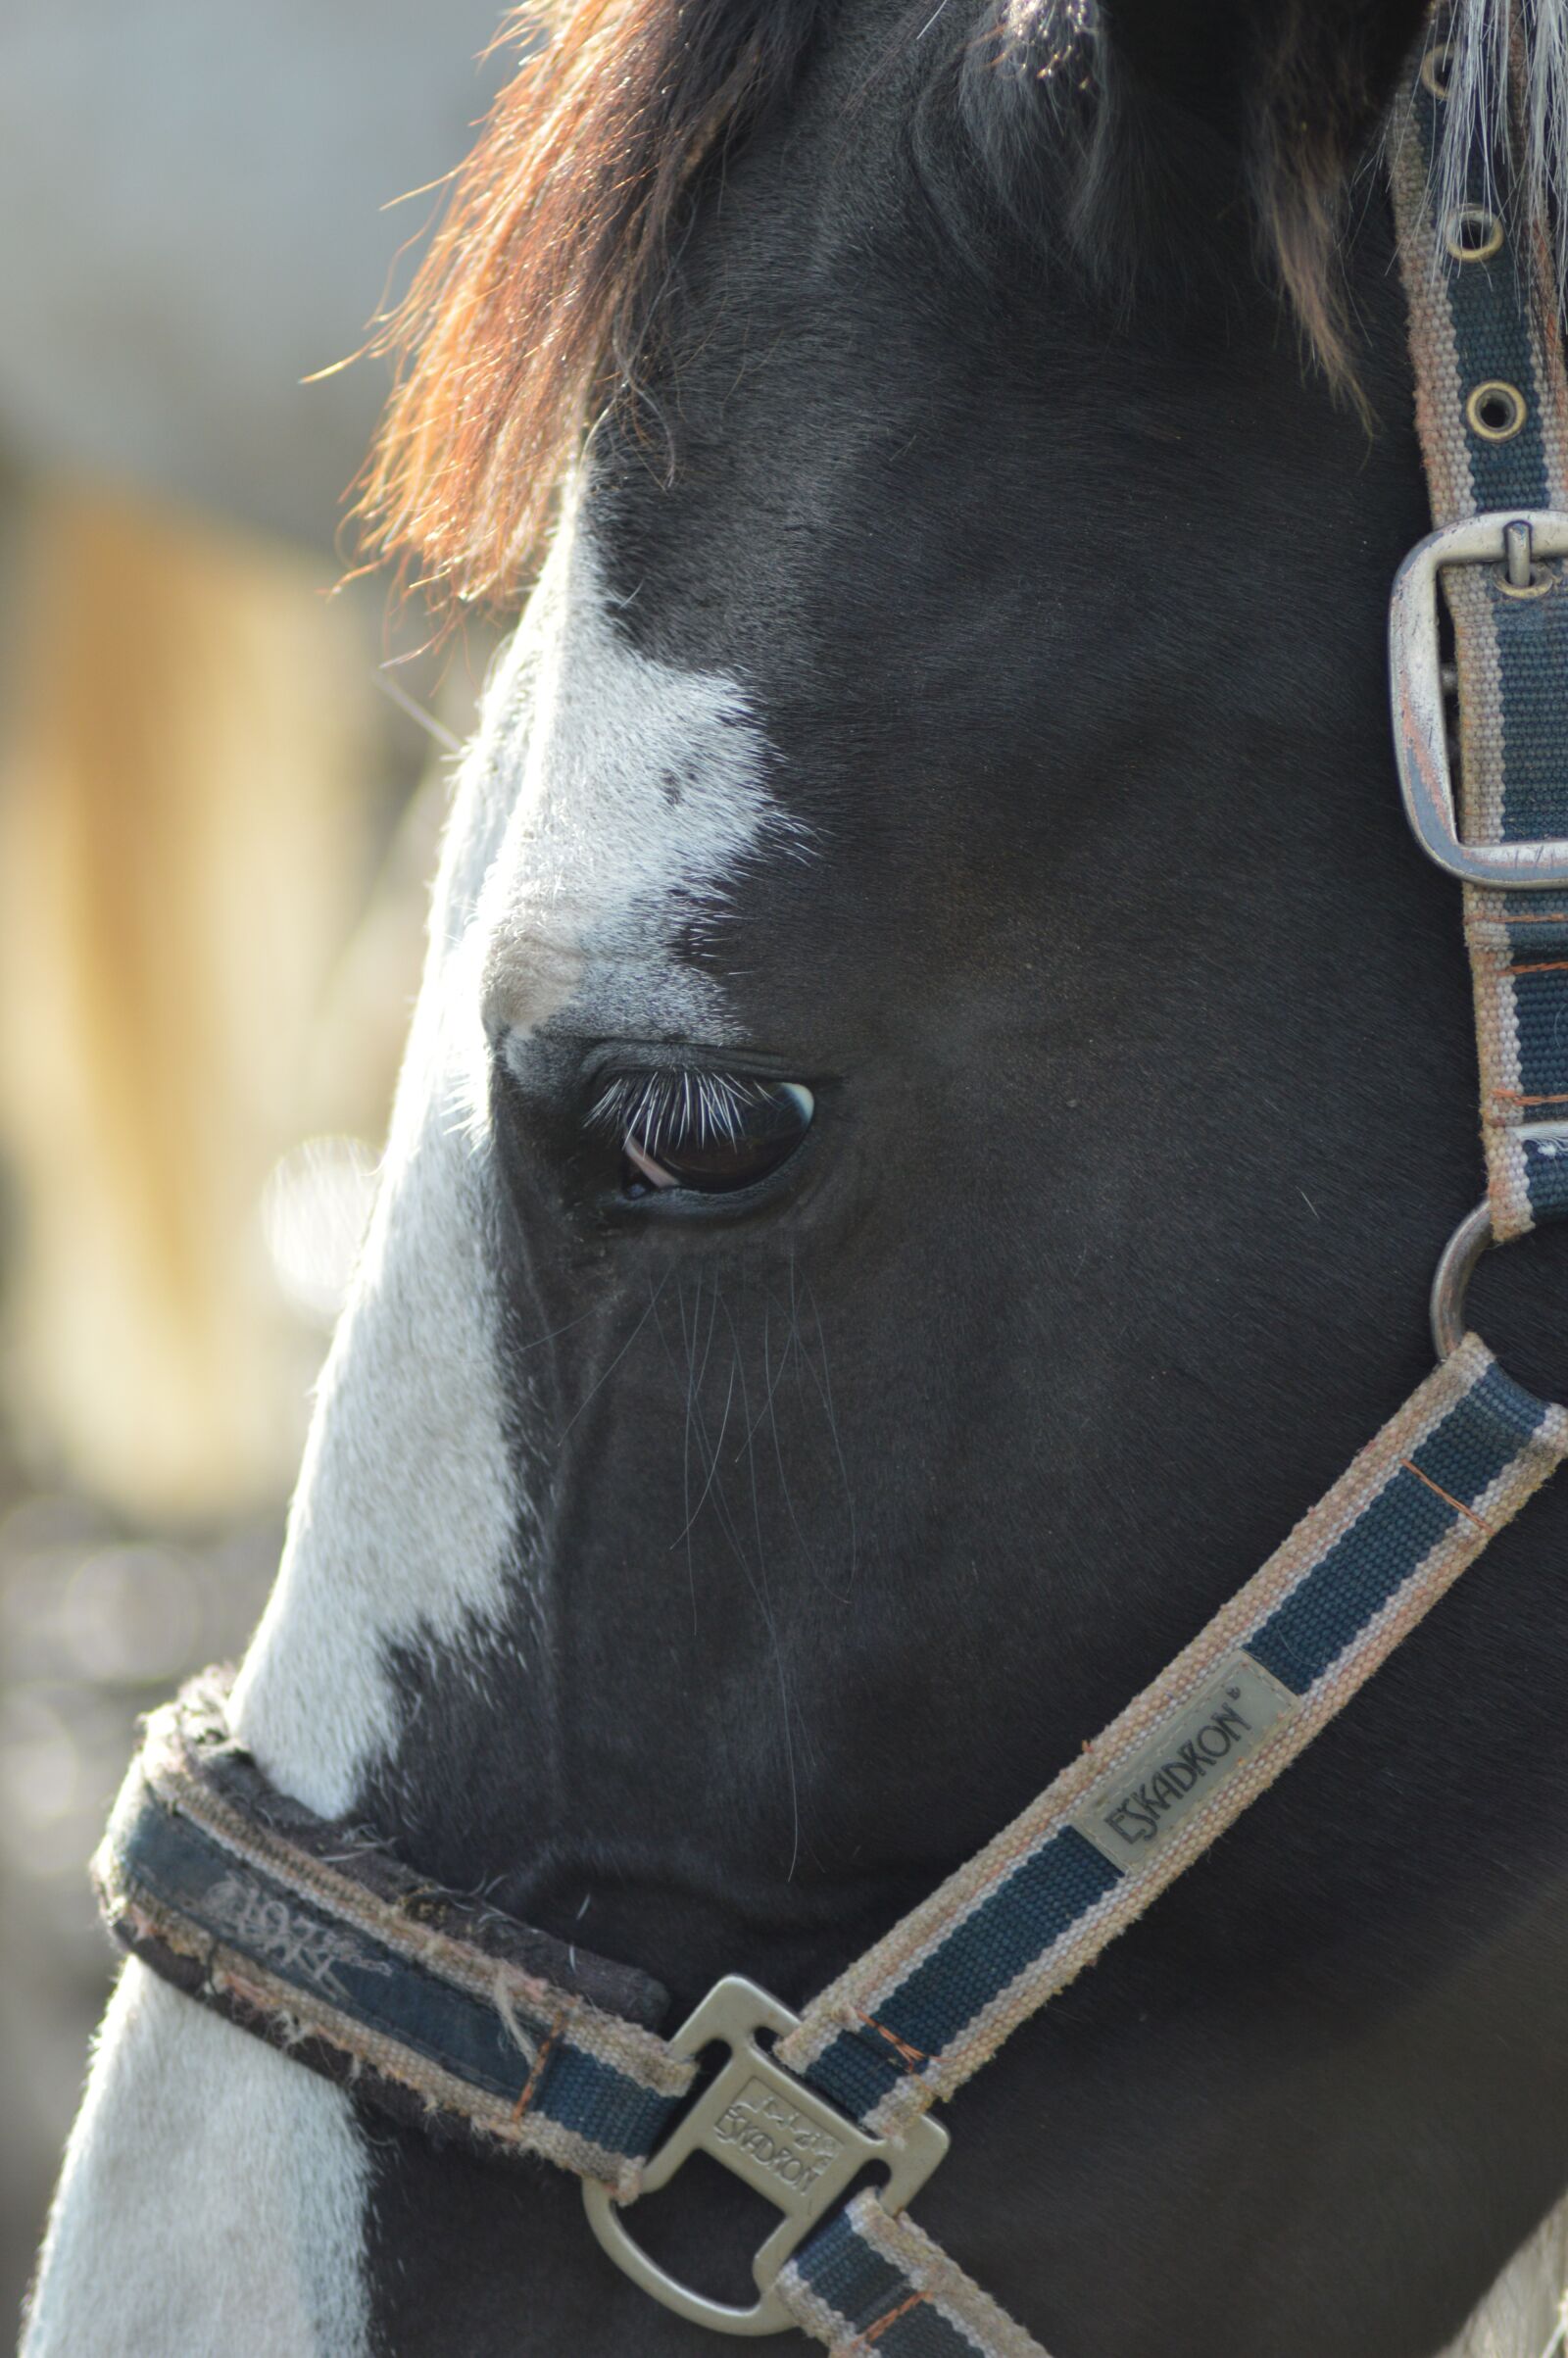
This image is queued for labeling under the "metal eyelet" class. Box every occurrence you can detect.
[1421,42,1454,98]
[1466,380,1529,442]
[1497,563,1556,598]
[1495,515,1556,597]
[1445,205,1505,263]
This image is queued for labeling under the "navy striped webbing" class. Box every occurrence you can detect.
[96,1673,696,2198]
[773,1343,1565,2151]
[1390,17,1568,1234]
[772,1365,1565,2353]
[784,2191,1048,2358]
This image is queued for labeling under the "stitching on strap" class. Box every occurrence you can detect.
[513,2005,567,2123]
[855,2292,929,2347]
[1399,1455,1496,1536]
[855,2010,930,2070]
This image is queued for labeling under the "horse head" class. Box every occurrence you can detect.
[27,6,1568,2354]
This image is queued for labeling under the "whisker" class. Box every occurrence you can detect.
[556,1271,668,1440]
[799,1264,858,1588]
[511,1302,618,1354]
[645,1275,701,1635]
[761,1288,853,1607]
[710,1282,802,1882]
[670,1341,738,1545]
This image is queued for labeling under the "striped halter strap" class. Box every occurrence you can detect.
[95,18,1568,2353]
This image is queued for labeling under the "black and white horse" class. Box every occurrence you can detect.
[25,2,1568,2352]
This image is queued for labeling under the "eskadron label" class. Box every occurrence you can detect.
[1069,1654,1298,1870]
[709,2076,845,2209]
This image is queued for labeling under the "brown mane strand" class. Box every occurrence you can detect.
[358,0,821,606]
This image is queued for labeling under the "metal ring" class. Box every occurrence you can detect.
[1445,205,1505,263]
[1466,381,1529,442]
[1431,1200,1494,1360]
[1421,42,1453,97]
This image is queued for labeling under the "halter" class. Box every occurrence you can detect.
[94,20,1568,2351]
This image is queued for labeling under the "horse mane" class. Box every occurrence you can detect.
[980,0,1568,397]
[960,1,1432,395]
[359,0,823,604]
[1430,0,1568,266]
[361,0,1567,606]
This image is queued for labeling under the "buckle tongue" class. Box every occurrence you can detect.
[582,1975,949,2337]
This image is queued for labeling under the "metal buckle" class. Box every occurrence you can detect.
[1390,510,1568,887]
[582,1975,950,2337]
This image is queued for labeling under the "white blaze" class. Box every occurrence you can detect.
[477,512,797,1053]
[25,484,796,2354]
[24,1973,371,2358]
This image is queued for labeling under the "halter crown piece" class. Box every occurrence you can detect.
[95,22,1568,2350]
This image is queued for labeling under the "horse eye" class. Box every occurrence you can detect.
[592,1073,815,1200]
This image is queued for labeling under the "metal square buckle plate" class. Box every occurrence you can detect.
[1390,509,1568,886]
[582,1975,949,2337]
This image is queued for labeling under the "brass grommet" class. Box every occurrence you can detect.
[1465,379,1529,441]
[1497,563,1556,599]
[1421,42,1454,97]
[1445,204,1505,263]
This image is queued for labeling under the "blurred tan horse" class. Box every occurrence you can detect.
[0,485,396,1522]
[0,0,509,1523]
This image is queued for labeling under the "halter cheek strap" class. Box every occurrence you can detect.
[93,19,1568,2352]
[1388,25,1568,1232]
[773,1344,1564,2139]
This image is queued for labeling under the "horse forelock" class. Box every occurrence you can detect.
[962,0,1568,406]
[358,0,825,604]
[357,0,1568,611]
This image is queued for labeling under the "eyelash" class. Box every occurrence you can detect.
[584,1069,780,1157]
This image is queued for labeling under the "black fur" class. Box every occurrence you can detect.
[358,5,1568,2352]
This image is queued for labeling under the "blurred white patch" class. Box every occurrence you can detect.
[262,1138,379,1328]
[1442,2197,1568,2358]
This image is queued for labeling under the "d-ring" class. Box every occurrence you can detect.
[1431,1200,1493,1360]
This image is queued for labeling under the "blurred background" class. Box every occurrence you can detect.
[0,1,519,2322]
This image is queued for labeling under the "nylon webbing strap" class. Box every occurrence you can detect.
[95,1671,695,2197]
[1390,18,1568,1234]
[773,1340,1566,2143]
[781,2191,1052,2358]
[772,1345,1565,2350]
